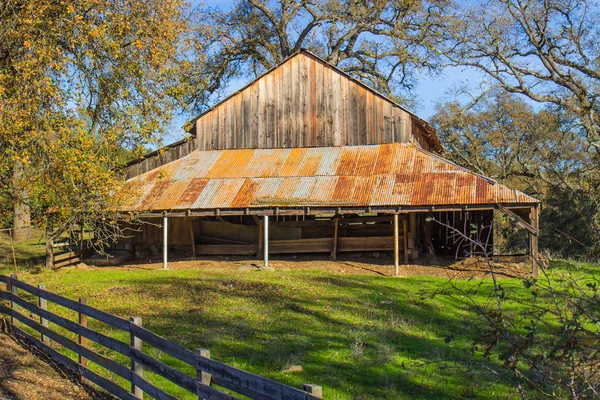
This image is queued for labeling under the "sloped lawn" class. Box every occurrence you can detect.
[2,260,596,399]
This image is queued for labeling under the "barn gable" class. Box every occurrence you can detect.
[188,50,441,152]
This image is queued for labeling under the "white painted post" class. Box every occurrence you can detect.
[263,215,269,268]
[163,215,168,270]
[393,214,399,276]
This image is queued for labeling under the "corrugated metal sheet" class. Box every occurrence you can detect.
[123,143,539,211]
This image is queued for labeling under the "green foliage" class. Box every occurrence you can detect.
[431,92,600,259]
[0,0,192,248]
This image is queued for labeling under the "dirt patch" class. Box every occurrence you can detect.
[0,320,113,400]
[85,253,531,279]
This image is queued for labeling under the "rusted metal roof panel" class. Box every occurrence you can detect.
[124,143,539,211]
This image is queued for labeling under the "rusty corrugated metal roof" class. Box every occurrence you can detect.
[123,143,539,211]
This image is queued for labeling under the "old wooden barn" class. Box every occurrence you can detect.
[117,50,540,275]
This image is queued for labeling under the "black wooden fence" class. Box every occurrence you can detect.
[0,274,322,400]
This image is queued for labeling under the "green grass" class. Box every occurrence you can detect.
[1,260,597,399]
[0,236,46,272]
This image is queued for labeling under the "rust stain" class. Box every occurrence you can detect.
[138,181,170,210]
[231,178,260,207]
[335,147,358,175]
[331,176,356,201]
[175,178,209,208]
[280,148,308,176]
[124,143,539,211]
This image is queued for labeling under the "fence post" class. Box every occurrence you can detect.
[196,348,212,396]
[8,274,19,328]
[130,316,143,399]
[38,284,49,345]
[303,384,323,399]
[78,297,88,381]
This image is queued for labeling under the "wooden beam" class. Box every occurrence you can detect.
[189,219,196,258]
[331,217,339,260]
[530,205,540,279]
[497,204,537,235]
[257,219,264,258]
[403,219,409,264]
[393,214,399,276]
[263,215,269,268]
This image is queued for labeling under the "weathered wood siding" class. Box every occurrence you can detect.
[124,138,196,179]
[195,53,419,150]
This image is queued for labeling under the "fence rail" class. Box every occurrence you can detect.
[0,274,322,400]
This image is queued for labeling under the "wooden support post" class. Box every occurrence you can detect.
[263,215,269,268]
[8,274,19,327]
[196,348,212,396]
[331,218,339,260]
[409,213,417,259]
[189,218,197,258]
[393,214,399,276]
[257,219,264,258]
[130,316,143,399]
[45,225,54,269]
[78,298,88,377]
[530,205,540,279]
[38,284,49,345]
[303,384,323,399]
[403,218,409,264]
[162,215,168,270]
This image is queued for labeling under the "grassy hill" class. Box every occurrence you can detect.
[1,260,597,399]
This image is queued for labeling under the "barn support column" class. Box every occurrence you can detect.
[162,215,168,270]
[530,205,540,279]
[393,214,399,276]
[189,218,196,258]
[263,215,269,268]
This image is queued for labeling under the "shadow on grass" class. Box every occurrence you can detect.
[93,272,515,400]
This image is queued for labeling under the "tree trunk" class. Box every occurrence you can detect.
[12,161,30,242]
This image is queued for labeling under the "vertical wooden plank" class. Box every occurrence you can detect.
[358,88,366,145]
[403,218,409,264]
[340,72,348,146]
[242,86,250,149]
[196,348,212,391]
[394,214,399,276]
[323,65,333,146]
[251,82,260,149]
[348,84,358,146]
[267,72,275,149]
[290,55,299,148]
[274,66,282,148]
[130,316,143,399]
[282,59,292,147]
[315,60,325,146]
[38,284,50,345]
[366,92,374,145]
[8,274,19,327]
[303,384,323,399]
[297,55,306,147]
[331,218,339,260]
[219,103,227,150]
[258,75,267,148]
[79,297,88,378]
[309,56,317,147]
[331,69,342,146]
[196,114,204,151]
